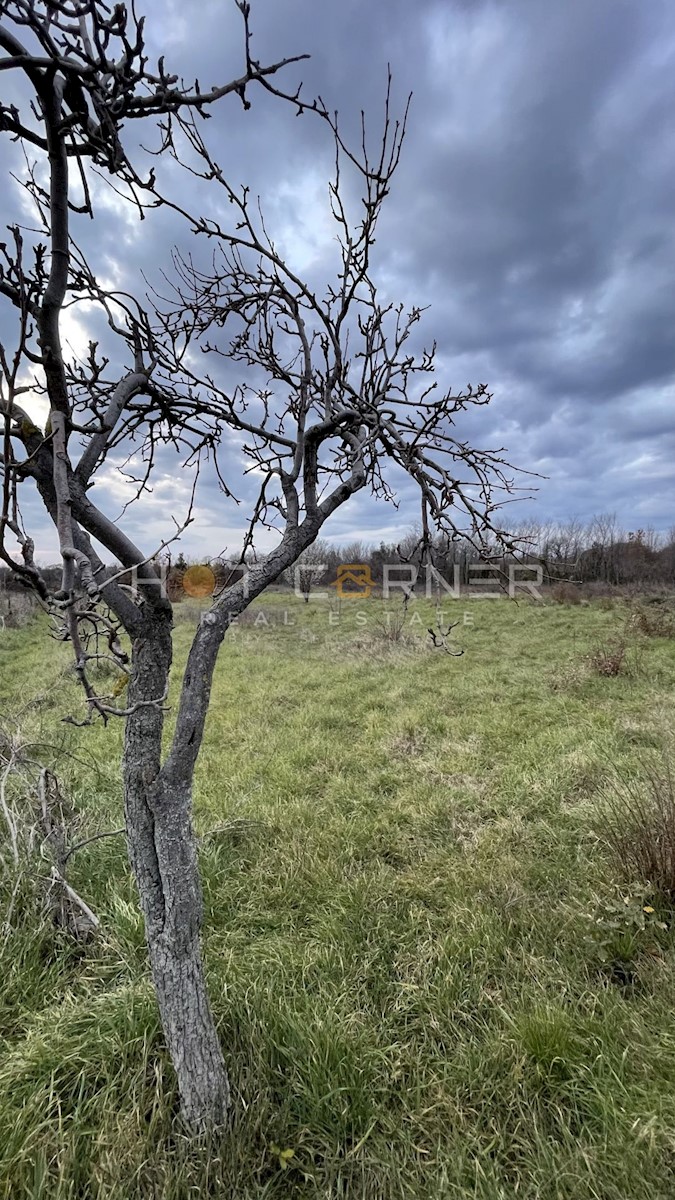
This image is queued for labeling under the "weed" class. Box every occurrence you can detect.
[374,596,411,643]
[549,661,589,691]
[601,759,675,899]
[627,606,675,639]
[586,638,627,676]
[584,884,667,981]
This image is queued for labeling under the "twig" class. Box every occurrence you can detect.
[64,826,125,865]
[48,865,100,932]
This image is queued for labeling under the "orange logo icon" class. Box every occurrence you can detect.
[330,563,374,599]
[182,564,216,598]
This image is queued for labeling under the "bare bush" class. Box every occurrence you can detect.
[375,598,411,644]
[586,639,628,677]
[549,661,589,692]
[550,582,582,605]
[627,606,675,639]
[0,591,37,629]
[0,713,101,938]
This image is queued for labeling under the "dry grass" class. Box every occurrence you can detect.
[627,605,675,639]
[601,759,675,900]
[586,638,628,677]
[550,582,582,605]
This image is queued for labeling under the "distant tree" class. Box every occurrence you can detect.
[340,539,370,564]
[0,0,520,1130]
[370,541,398,582]
[288,539,331,602]
[659,530,675,585]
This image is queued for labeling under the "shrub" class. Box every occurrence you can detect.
[375,599,411,643]
[578,581,618,601]
[586,639,627,677]
[549,661,589,692]
[0,592,37,628]
[550,582,581,605]
[627,606,675,639]
[601,760,675,900]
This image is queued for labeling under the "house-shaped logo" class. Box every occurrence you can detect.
[330,563,375,599]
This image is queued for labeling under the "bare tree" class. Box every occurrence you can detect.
[287,539,331,603]
[0,0,523,1130]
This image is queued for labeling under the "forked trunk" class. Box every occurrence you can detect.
[122,613,229,1129]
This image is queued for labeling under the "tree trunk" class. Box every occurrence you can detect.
[122,612,229,1130]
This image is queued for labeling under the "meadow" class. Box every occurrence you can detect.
[1,591,675,1199]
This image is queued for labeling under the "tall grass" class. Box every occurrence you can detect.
[602,758,675,898]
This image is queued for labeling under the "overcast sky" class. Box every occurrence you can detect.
[3,0,675,560]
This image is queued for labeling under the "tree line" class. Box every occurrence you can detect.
[2,516,675,603]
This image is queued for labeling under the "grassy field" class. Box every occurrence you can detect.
[1,592,675,1199]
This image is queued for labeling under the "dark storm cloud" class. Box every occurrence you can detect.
[2,0,674,560]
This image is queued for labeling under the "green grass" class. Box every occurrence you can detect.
[1,594,675,1198]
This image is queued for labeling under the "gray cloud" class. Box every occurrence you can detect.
[2,0,674,562]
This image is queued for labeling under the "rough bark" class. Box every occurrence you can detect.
[119,529,325,1128]
[123,609,230,1129]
